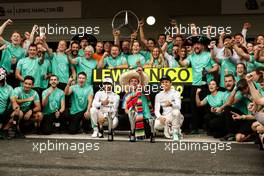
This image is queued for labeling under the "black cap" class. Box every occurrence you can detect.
[159,75,171,82]
[71,33,97,47]
[184,35,211,46]
[236,79,248,91]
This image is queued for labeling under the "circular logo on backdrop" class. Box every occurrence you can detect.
[112,10,139,38]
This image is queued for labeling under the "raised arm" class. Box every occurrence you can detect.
[242,22,251,46]
[64,77,73,95]
[232,43,250,61]
[29,25,38,44]
[98,52,109,69]
[217,32,225,48]
[113,29,120,46]
[196,88,207,107]
[139,20,148,47]
[247,75,264,105]
[0,19,12,36]
[0,19,12,45]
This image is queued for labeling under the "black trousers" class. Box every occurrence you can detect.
[41,113,56,134]
[41,112,67,134]
[190,85,209,130]
[221,106,255,135]
[0,110,12,128]
[68,111,85,134]
[204,111,226,138]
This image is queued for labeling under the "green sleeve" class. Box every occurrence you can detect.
[34,92,40,103]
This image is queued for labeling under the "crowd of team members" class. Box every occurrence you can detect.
[0,18,264,146]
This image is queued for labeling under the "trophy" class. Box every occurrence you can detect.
[128,107,137,142]
[112,10,139,39]
[106,101,115,141]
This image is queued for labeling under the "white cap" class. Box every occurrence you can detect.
[103,78,113,84]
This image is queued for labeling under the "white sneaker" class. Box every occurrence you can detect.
[164,125,172,139]
[91,128,98,138]
[172,131,179,141]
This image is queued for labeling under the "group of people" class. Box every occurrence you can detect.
[0,18,263,147]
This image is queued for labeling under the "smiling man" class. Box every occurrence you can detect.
[64,72,93,134]
[11,75,42,138]
[41,75,65,134]
[154,75,184,141]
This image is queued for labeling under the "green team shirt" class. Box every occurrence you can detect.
[39,59,51,89]
[78,49,85,57]
[219,58,236,88]
[42,87,65,115]
[51,53,70,84]
[246,54,256,73]
[121,52,130,60]
[222,90,251,114]
[258,84,264,97]
[204,91,225,108]
[0,84,13,114]
[233,91,251,115]
[223,91,231,103]
[16,57,42,88]
[127,53,146,69]
[166,42,174,55]
[104,55,127,68]
[253,60,264,68]
[40,53,52,89]
[75,57,97,85]
[186,51,216,86]
[70,84,94,115]
[139,50,151,63]
[0,40,26,73]
[12,87,40,112]
[235,75,243,82]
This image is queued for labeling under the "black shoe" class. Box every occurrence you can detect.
[15,130,25,139]
[220,133,235,141]
[150,132,155,143]
[99,128,104,138]
[257,134,264,150]
[129,132,136,142]
[0,130,8,140]
[108,130,113,141]
[189,129,199,135]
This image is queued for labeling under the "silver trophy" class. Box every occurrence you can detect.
[106,102,115,141]
[128,107,137,142]
[148,118,155,143]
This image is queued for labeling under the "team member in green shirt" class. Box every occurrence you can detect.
[64,72,93,134]
[196,80,225,137]
[50,40,74,90]
[15,44,45,93]
[68,45,97,88]
[11,76,42,137]
[41,75,65,134]
[220,78,256,142]
[0,19,26,88]
[179,35,219,134]
[98,45,128,69]
[0,68,18,139]
[127,41,146,69]
[36,43,52,94]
